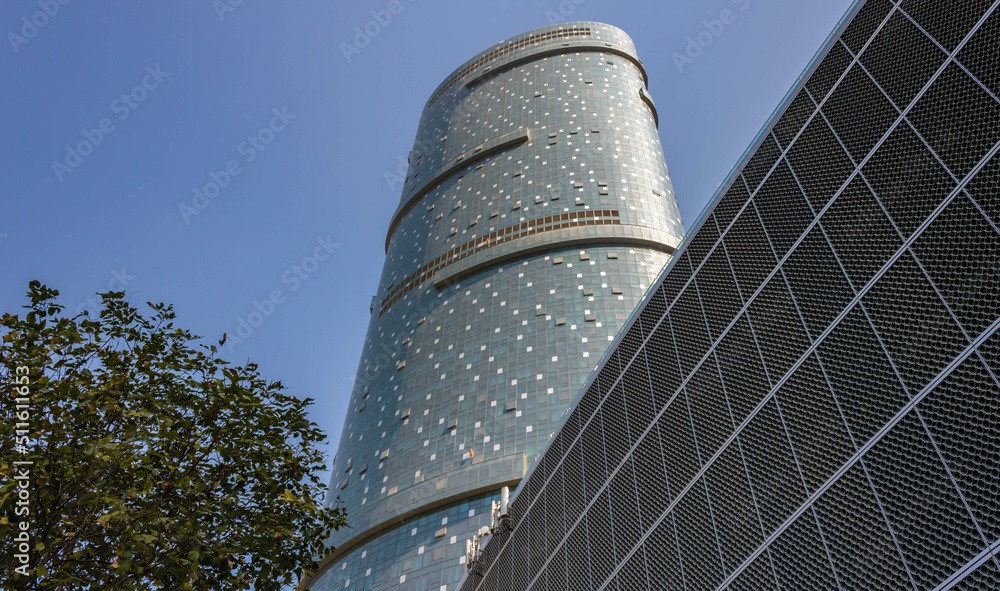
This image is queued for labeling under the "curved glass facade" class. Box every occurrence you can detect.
[459,2,1000,590]
[305,22,685,591]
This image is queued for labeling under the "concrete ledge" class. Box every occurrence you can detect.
[385,129,531,253]
[433,225,680,289]
[639,87,658,129]
[301,453,526,589]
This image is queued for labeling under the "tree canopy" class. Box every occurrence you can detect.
[0,282,346,590]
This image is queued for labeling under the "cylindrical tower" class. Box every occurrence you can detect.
[306,22,684,591]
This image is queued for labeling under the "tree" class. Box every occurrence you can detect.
[0,282,347,590]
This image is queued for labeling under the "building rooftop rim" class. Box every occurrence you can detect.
[421,21,639,111]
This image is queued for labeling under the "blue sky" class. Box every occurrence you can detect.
[1,0,854,474]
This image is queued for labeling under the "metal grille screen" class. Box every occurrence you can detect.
[461,0,1000,589]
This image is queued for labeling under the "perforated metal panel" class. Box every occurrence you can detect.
[462,2,1000,591]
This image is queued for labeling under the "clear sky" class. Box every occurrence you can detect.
[1,0,854,476]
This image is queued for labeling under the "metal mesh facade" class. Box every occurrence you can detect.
[461,1,1000,590]
[305,23,686,591]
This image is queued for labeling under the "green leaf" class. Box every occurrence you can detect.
[0,282,349,591]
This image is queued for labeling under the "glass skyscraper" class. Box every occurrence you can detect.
[303,23,685,591]
[460,1,1000,590]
